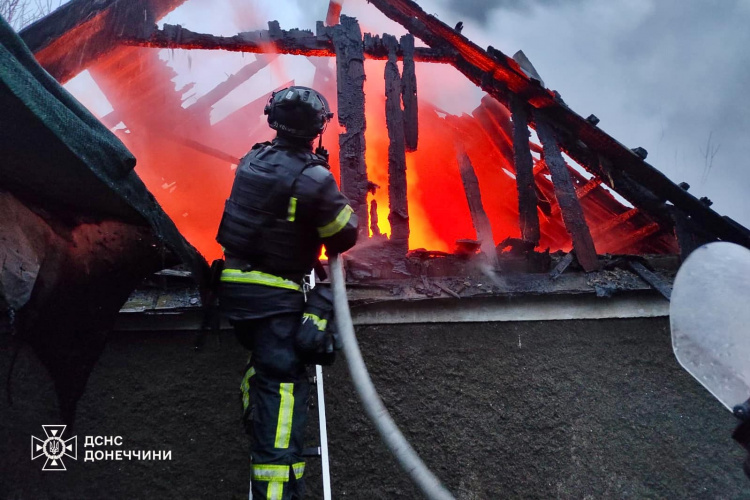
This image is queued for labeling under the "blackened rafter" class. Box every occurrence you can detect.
[365,0,750,249]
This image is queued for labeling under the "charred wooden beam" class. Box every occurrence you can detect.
[550,175,602,217]
[122,23,451,62]
[333,15,369,240]
[161,133,241,165]
[20,0,185,83]
[576,177,601,200]
[472,103,515,167]
[188,53,277,114]
[510,95,540,246]
[670,207,715,261]
[592,208,639,237]
[609,223,661,254]
[365,0,750,249]
[125,22,332,55]
[536,113,599,272]
[370,199,382,237]
[384,34,410,254]
[481,95,543,155]
[400,34,419,151]
[549,251,575,280]
[456,146,498,265]
[628,261,672,300]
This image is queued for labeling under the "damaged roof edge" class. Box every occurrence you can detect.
[1,16,207,281]
[19,0,187,83]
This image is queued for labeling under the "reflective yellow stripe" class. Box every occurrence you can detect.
[252,464,289,482]
[274,383,294,448]
[268,481,284,500]
[292,462,305,479]
[240,366,255,411]
[220,269,301,291]
[287,197,297,222]
[317,205,353,238]
[303,312,327,332]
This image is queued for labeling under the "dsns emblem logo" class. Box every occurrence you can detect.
[31,425,78,471]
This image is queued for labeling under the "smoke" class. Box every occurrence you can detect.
[443,0,583,21]
[428,0,750,227]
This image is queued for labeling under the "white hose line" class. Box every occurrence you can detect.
[329,255,455,500]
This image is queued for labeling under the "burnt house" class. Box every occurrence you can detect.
[2,0,749,498]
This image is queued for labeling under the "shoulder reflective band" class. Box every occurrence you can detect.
[252,464,289,482]
[318,205,353,238]
[274,383,294,448]
[287,197,297,222]
[220,269,301,291]
[303,312,327,332]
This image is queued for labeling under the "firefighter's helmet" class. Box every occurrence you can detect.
[264,86,334,139]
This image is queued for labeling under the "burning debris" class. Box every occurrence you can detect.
[4,0,750,424]
[19,0,747,276]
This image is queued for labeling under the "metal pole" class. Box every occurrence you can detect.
[316,364,332,500]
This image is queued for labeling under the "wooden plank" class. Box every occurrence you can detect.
[535,113,599,271]
[592,208,639,237]
[628,261,672,300]
[332,15,369,240]
[669,207,716,261]
[20,0,186,83]
[510,95,540,245]
[162,133,240,165]
[549,251,575,280]
[188,54,277,114]
[576,177,601,200]
[456,146,498,265]
[123,24,451,62]
[472,104,515,168]
[400,34,419,151]
[609,223,661,254]
[383,34,410,253]
[370,199,382,237]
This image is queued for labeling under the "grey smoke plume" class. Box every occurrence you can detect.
[436,0,750,226]
[445,0,582,21]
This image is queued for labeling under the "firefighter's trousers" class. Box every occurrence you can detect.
[235,314,310,500]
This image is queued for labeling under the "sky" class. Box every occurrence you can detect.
[60,0,750,228]
[431,0,750,226]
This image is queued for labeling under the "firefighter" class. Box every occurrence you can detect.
[216,86,358,499]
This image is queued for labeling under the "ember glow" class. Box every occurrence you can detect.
[61,6,677,261]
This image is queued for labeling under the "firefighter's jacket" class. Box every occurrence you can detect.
[217,137,358,320]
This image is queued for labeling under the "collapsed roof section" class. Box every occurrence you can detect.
[19,0,750,277]
[1,14,206,422]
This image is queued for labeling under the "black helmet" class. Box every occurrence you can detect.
[263,86,335,139]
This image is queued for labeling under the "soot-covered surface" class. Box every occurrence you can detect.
[2,318,748,498]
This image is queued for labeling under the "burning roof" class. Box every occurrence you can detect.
[16,0,750,280]
[6,0,749,426]
[18,0,750,279]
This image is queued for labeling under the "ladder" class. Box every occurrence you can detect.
[306,364,333,499]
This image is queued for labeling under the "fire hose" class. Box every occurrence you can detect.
[329,254,455,500]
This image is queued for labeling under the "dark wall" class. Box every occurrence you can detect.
[2,318,748,499]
